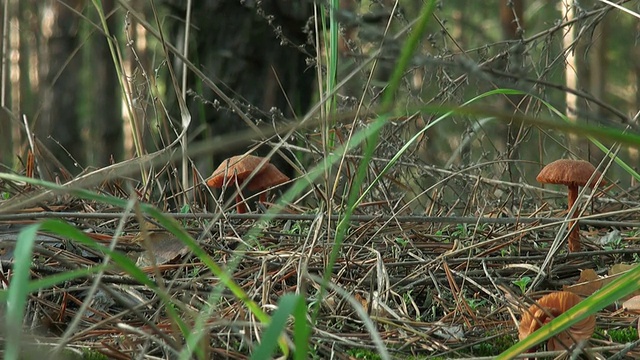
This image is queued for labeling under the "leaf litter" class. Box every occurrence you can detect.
[1,157,640,359]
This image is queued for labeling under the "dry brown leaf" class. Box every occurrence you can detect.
[565,265,640,300]
[577,268,600,282]
[608,264,640,300]
[622,295,640,315]
[137,232,189,267]
[609,263,636,276]
[354,292,368,310]
[563,269,607,297]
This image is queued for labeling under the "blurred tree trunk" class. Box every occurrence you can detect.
[0,0,11,166]
[499,0,526,185]
[562,0,579,154]
[632,18,640,188]
[121,0,151,160]
[164,0,315,175]
[563,1,607,161]
[0,0,30,167]
[37,0,84,178]
[87,0,122,166]
[17,0,39,162]
[562,0,604,159]
[584,16,607,165]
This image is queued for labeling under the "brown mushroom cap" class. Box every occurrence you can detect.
[206,155,268,188]
[519,291,595,351]
[246,163,290,191]
[536,159,605,188]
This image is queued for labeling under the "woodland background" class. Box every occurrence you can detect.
[1,1,640,359]
[1,0,638,194]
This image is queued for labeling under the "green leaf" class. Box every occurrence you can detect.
[292,295,310,360]
[250,294,303,360]
[6,223,41,360]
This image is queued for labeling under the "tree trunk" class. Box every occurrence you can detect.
[88,0,122,166]
[0,0,12,166]
[499,0,526,185]
[37,0,84,177]
[164,0,315,174]
[585,16,607,165]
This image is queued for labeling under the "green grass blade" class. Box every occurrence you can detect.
[28,266,108,292]
[381,1,437,108]
[5,224,40,360]
[249,294,300,360]
[37,218,194,348]
[292,295,310,360]
[39,219,157,287]
[0,174,271,317]
[325,0,339,146]
[304,2,439,357]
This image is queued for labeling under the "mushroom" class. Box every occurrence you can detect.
[206,155,288,213]
[536,159,606,252]
[519,291,595,352]
[246,163,289,203]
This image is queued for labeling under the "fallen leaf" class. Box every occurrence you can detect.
[564,265,640,300]
[563,269,607,297]
[136,232,189,267]
[609,263,636,276]
[597,229,621,246]
[623,295,640,315]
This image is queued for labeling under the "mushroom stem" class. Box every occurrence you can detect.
[235,193,248,214]
[232,173,249,213]
[567,185,580,252]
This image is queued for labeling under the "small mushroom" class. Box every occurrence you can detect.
[536,159,606,252]
[519,291,595,352]
[206,155,288,213]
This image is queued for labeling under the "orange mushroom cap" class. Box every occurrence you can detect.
[536,159,606,188]
[519,291,595,351]
[206,155,289,213]
[246,163,290,191]
[206,155,268,188]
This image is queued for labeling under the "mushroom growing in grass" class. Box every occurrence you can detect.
[206,155,289,213]
[536,159,606,252]
[519,291,595,352]
[246,163,290,203]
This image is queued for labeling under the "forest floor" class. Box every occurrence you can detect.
[3,0,640,359]
[1,167,640,360]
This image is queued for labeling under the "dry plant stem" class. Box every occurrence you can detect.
[567,185,579,252]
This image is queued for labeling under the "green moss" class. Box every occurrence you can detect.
[58,349,84,360]
[607,327,638,343]
[470,333,517,356]
[347,349,382,360]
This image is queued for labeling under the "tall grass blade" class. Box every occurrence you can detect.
[5,224,39,360]
[249,294,304,360]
